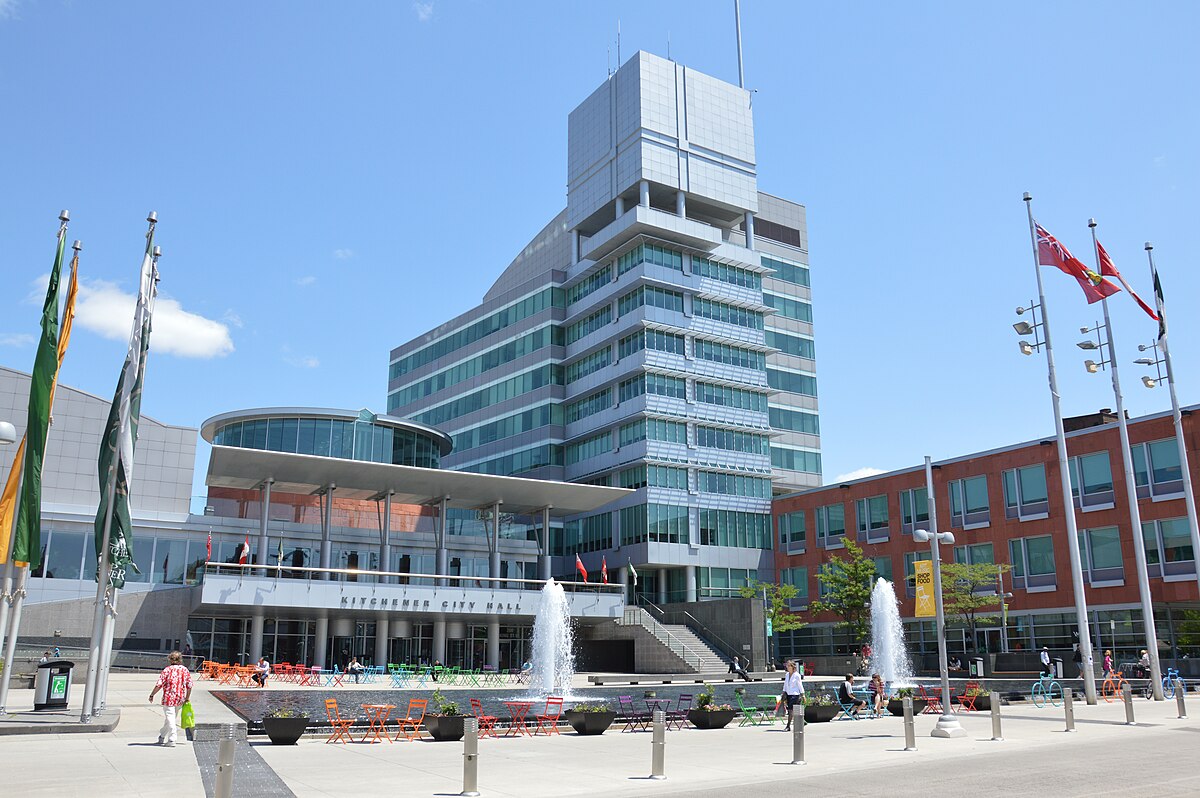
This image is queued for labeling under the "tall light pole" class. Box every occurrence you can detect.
[914,454,966,738]
[1019,194,1099,704]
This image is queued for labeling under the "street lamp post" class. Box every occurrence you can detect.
[914,455,966,739]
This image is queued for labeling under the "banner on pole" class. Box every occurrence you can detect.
[914,560,935,618]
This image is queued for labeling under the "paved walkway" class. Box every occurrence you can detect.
[0,673,1197,797]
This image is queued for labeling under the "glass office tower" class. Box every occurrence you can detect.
[387,52,819,603]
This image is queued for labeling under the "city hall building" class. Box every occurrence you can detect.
[387,51,820,607]
[771,407,1200,665]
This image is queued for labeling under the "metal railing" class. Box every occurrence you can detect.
[203,562,624,595]
[651,602,742,665]
[617,606,705,670]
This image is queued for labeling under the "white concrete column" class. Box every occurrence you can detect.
[657,569,668,605]
[639,180,650,207]
[320,485,335,578]
[436,497,449,587]
[375,615,390,668]
[676,191,686,217]
[314,616,329,669]
[744,211,756,250]
[538,507,552,581]
[487,620,500,670]
[617,566,629,603]
[249,612,265,663]
[380,491,392,585]
[685,565,697,603]
[432,620,447,664]
[615,195,626,218]
[571,230,580,264]
[257,479,273,576]
[489,502,501,579]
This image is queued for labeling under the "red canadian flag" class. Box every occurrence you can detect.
[1036,222,1120,304]
[238,535,250,565]
[601,555,609,584]
[206,531,212,561]
[575,553,588,583]
[1097,240,1159,321]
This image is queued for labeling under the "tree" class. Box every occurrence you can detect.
[811,539,877,647]
[740,581,806,667]
[940,562,1011,647]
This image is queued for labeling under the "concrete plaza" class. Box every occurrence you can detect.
[0,673,1197,797]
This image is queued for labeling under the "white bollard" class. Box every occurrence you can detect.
[902,696,916,751]
[650,710,666,780]
[989,691,1003,741]
[1122,683,1136,726]
[214,724,237,798]
[790,706,806,765]
[461,716,480,797]
[1176,679,1188,719]
[1063,688,1076,732]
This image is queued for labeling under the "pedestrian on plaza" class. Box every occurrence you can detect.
[780,659,805,730]
[53,646,61,658]
[1040,646,1052,676]
[149,650,193,748]
[1103,650,1114,677]
[868,673,885,716]
[39,650,50,663]
[1072,645,1084,677]
[1137,649,1150,679]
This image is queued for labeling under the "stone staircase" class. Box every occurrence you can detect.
[615,607,728,673]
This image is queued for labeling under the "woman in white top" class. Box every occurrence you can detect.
[781,659,805,730]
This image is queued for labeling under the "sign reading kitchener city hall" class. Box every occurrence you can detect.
[340,594,525,615]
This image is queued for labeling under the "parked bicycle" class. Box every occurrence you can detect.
[1101,670,1130,703]
[1163,667,1189,699]
[1031,673,1063,708]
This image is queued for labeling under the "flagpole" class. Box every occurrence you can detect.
[1088,219,1163,700]
[1022,193,1097,704]
[80,463,117,722]
[1145,243,1200,601]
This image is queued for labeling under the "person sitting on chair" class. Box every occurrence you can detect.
[252,655,270,687]
[729,655,751,682]
[346,656,365,683]
[868,673,885,715]
[839,673,867,717]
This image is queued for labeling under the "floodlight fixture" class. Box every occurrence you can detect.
[1143,376,1157,389]
[1019,341,1035,356]
[1084,360,1100,374]
[1077,340,1099,351]
[1134,358,1155,366]
[1013,321,1034,335]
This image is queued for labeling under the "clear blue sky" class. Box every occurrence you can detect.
[1,1,1197,507]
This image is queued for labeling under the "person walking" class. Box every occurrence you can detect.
[1103,650,1114,678]
[149,650,193,748]
[1072,645,1084,678]
[780,659,805,731]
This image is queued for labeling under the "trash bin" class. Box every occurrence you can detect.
[969,656,985,677]
[33,660,74,711]
[1052,657,1064,679]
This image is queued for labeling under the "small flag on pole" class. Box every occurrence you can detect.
[601,555,608,585]
[628,559,638,586]
[1152,264,1167,344]
[238,535,249,565]
[575,553,588,583]
[1097,241,1158,320]
[1035,222,1120,304]
[205,531,212,561]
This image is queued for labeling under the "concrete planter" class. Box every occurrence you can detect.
[886,698,929,716]
[563,710,616,735]
[424,714,466,741]
[262,716,309,745]
[803,704,840,723]
[687,709,736,729]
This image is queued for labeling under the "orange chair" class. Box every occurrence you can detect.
[469,698,498,738]
[324,698,355,744]
[394,698,427,742]
[534,697,563,736]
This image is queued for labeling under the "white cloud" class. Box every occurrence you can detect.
[285,354,320,368]
[332,249,354,260]
[413,2,434,22]
[295,275,317,287]
[63,277,235,359]
[0,333,35,347]
[0,1,19,21]
[221,309,244,328]
[833,466,886,483]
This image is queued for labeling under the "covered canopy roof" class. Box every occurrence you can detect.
[206,445,631,517]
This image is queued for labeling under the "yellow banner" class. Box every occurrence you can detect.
[0,254,78,565]
[914,559,935,618]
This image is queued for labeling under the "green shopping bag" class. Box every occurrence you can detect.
[180,701,195,729]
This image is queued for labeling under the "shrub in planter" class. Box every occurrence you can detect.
[424,689,466,741]
[801,693,839,723]
[687,703,736,729]
[563,702,616,735]
[262,707,310,745]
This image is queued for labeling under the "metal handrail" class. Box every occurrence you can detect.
[203,561,624,594]
[619,607,704,669]
[636,597,740,663]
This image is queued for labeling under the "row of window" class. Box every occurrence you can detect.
[767,367,818,397]
[692,297,765,330]
[565,388,612,424]
[695,425,771,455]
[621,503,690,545]
[695,470,773,498]
[451,403,561,453]
[618,243,684,275]
[460,444,563,476]
[770,446,823,474]
[694,257,762,289]
[410,365,561,427]
[618,372,688,403]
[618,285,684,316]
[693,338,766,370]
[695,381,770,412]
[765,329,816,360]
[566,305,613,345]
[567,266,612,305]
[618,464,689,490]
[389,287,563,379]
[768,406,820,435]
[565,431,612,465]
[761,255,810,288]
[212,417,442,469]
[618,328,686,359]
[763,292,813,323]
[565,346,611,383]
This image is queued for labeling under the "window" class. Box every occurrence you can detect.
[761,255,810,287]
[768,406,820,435]
[618,420,646,447]
[565,346,611,383]
[1077,526,1124,585]
[619,329,685,359]
[694,257,762,289]
[620,503,689,545]
[647,373,686,399]
[693,297,764,330]
[617,243,683,275]
[696,471,772,498]
[765,329,815,360]
[693,338,766,371]
[777,511,806,553]
[453,403,562,453]
[565,305,612,345]
[410,365,562,426]
[899,487,928,534]
[780,566,809,607]
[855,495,890,543]
[903,551,932,596]
[872,556,893,584]
[618,285,684,316]
[1131,438,1184,499]
[767,368,818,396]
[695,425,770,455]
[816,503,846,549]
[695,381,768,412]
[562,512,611,555]
[624,464,689,490]
[1009,535,1057,591]
[565,431,611,465]
[565,388,611,424]
[647,418,688,443]
[762,293,813,322]
[953,543,995,565]
[948,475,990,529]
[697,510,771,549]
[771,446,822,474]
[1003,464,1049,520]
[1141,517,1195,579]
[618,375,645,403]
[1069,452,1115,510]
[566,266,612,305]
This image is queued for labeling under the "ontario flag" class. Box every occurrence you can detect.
[1035,223,1120,304]
[1097,241,1158,321]
[601,555,609,584]
[575,553,588,583]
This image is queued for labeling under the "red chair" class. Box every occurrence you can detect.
[394,698,427,742]
[958,681,981,712]
[469,698,498,738]
[534,697,564,736]
[324,698,355,744]
[917,684,942,715]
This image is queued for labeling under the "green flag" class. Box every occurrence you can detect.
[11,223,68,568]
[94,224,158,589]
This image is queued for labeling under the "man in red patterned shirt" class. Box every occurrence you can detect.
[149,650,193,747]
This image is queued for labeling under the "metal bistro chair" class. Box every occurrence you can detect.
[324,698,355,744]
[534,697,564,736]
[617,695,650,732]
[667,693,693,730]
[393,698,428,742]
[469,698,499,738]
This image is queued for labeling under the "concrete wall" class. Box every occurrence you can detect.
[660,597,767,669]
[16,585,196,651]
[577,621,692,673]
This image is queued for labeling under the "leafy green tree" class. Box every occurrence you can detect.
[940,561,1011,646]
[811,539,877,646]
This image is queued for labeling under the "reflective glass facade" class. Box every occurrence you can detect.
[211,414,445,469]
